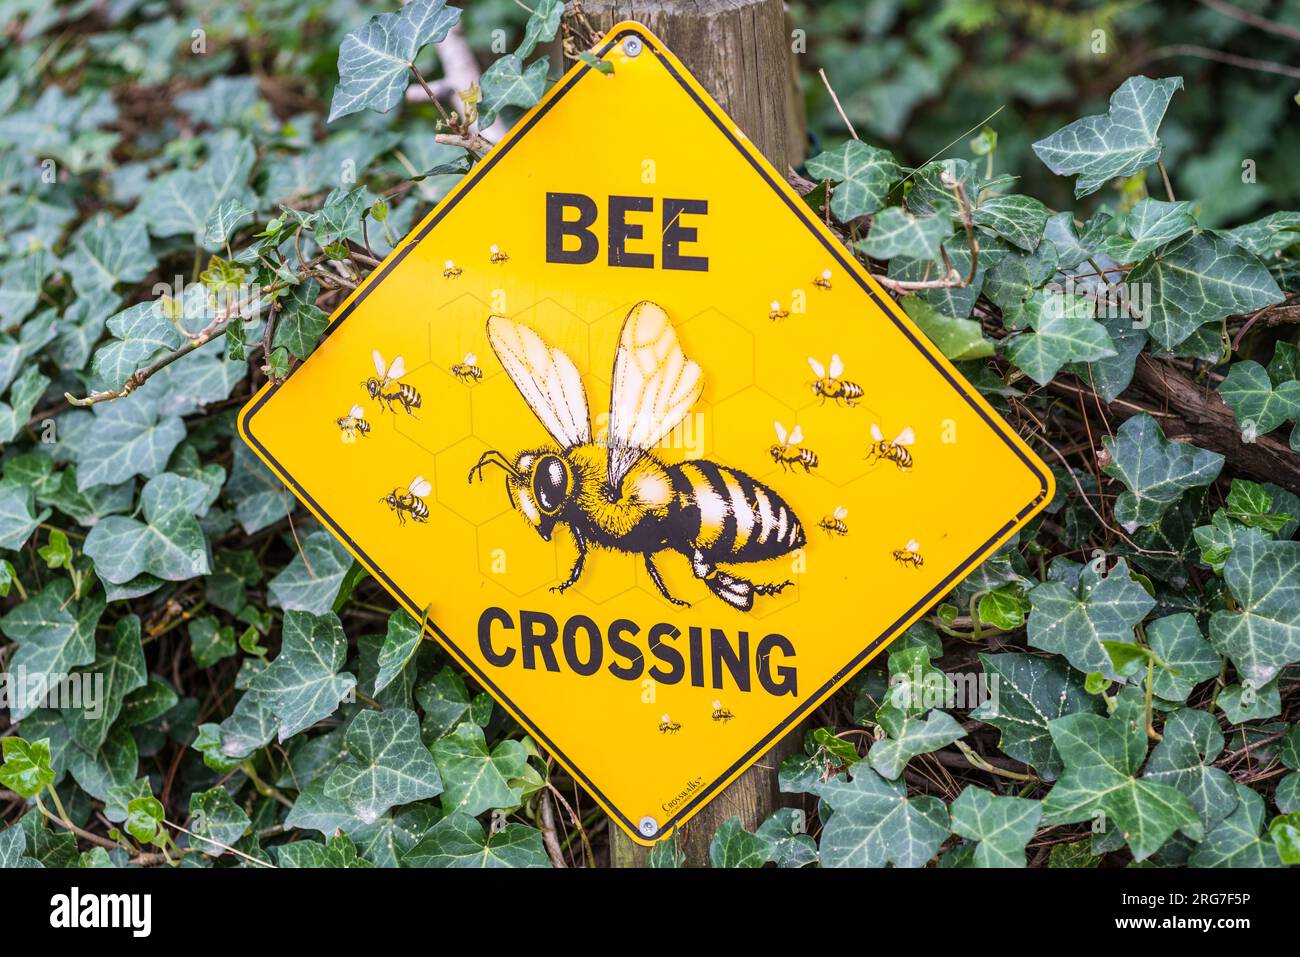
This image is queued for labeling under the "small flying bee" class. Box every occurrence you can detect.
[819,505,849,536]
[469,302,805,611]
[382,476,432,525]
[813,268,833,290]
[809,354,863,406]
[365,350,422,416]
[711,700,735,723]
[867,423,915,470]
[489,244,509,264]
[770,421,818,474]
[658,714,682,734]
[443,259,462,279]
[336,404,370,443]
[768,300,789,321]
[451,352,482,383]
[892,540,924,568]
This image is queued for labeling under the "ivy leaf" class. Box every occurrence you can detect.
[190,615,237,669]
[138,135,257,246]
[65,616,147,752]
[203,197,254,248]
[868,710,965,780]
[1028,559,1154,679]
[402,813,549,868]
[1101,413,1224,530]
[857,206,952,261]
[754,808,818,868]
[66,723,137,802]
[1188,783,1283,867]
[267,528,352,614]
[272,280,328,360]
[1032,75,1183,198]
[69,399,186,492]
[188,787,251,856]
[481,54,549,113]
[0,483,51,551]
[949,786,1042,867]
[1096,198,1196,263]
[374,608,422,695]
[228,443,292,534]
[430,722,526,817]
[276,833,374,868]
[1042,693,1202,861]
[415,667,481,740]
[1145,614,1221,703]
[1209,535,1300,687]
[1006,292,1116,385]
[245,610,356,741]
[0,738,55,797]
[0,249,53,323]
[1218,360,1300,436]
[1143,709,1237,832]
[708,816,776,868]
[329,0,462,122]
[1219,210,1300,258]
[899,295,993,360]
[972,194,1049,252]
[83,473,212,584]
[805,140,900,220]
[63,215,153,297]
[814,767,949,868]
[0,823,41,868]
[970,652,1102,780]
[0,580,104,720]
[516,0,562,59]
[323,709,442,824]
[1131,232,1283,349]
[124,795,164,845]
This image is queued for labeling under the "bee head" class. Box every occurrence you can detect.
[470,449,572,540]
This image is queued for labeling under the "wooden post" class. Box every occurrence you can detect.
[561,0,807,867]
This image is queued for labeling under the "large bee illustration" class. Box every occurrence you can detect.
[451,352,482,383]
[809,354,863,406]
[892,540,923,568]
[659,714,682,734]
[867,423,915,470]
[366,351,422,415]
[711,700,735,723]
[468,301,805,611]
[819,505,849,536]
[382,476,432,525]
[336,404,370,443]
[769,421,818,474]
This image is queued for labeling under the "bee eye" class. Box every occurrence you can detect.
[532,455,569,514]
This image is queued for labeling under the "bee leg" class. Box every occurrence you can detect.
[644,553,690,607]
[551,527,588,594]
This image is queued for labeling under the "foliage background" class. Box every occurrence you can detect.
[1,0,1298,868]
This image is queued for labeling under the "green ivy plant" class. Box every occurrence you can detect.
[0,0,1297,869]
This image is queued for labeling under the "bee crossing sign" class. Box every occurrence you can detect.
[240,23,1054,846]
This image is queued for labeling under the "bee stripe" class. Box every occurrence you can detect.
[680,463,726,549]
[720,470,755,550]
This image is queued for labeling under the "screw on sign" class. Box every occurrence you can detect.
[238,23,1053,845]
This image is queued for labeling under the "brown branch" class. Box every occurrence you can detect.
[1141,44,1300,81]
[1194,0,1300,43]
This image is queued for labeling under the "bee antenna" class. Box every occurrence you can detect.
[468,450,520,483]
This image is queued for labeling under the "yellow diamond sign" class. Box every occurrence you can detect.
[240,23,1054,845]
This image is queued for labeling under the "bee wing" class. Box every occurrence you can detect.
[409,476,432,497]
[606,301,702,487]
[486,315,591,450]
[372,350,386,377]
[387,355,407,380]
[788,424,803,445]
[773,420,787,444]
[829,353,844,378]
[711,700,721,709]
[894,426,915,447]
[464,352,477,365]
[660,714,670,723]
[906,539,920,551]
[807,356,826,379]
[871,423,884,441]
[834,505,848,519]
[350,404,364,418]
